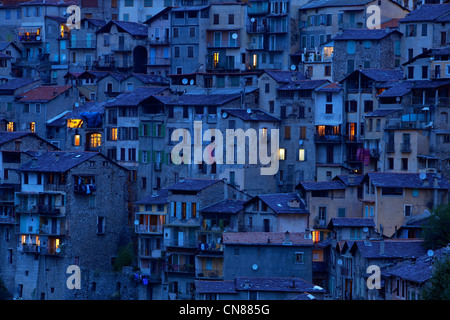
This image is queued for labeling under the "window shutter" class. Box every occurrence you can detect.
[147,124,151,137]
[138,150,142,163]
[139,124,143,137]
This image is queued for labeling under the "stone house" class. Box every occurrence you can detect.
[242,193,310,233]
[95,20,148,74]
[222,231,314,282]
[361,171,450,237]
[12,150,131,300]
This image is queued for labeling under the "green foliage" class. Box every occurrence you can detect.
[113,242,135,272]
[0,278,12,300]
[422,204,450,250]
[422,255,450,300]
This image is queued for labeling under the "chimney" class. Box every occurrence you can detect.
[55,153,60,161]
[379,237,385,255]
[31,157,39,168]
[364,234,372,246]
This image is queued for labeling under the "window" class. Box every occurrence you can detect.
[381,187,403,196]
[144,0,153,6]
[421,24,427,37]
[338,208,346,218]
[24,103,29,113]
[401,158,408,171]
[189,27,195,37]
[298,149,306,161]
[324,65,331,77]
[422,66,428,79]
[228,14,234,24]
[74,134,81,146]
[364,100,373,113]
[213,14,219,25]
[97,216,105,234]
[174,46,180,58]
[90,133,101,148]
[326,104,333,114]
[318,207,326,222]
[173,28,179,38]
[187,46,194,58]
[404,205,412,217]
[406,24,416,37]
[295,252,304,264]
[284,126,291,139]
[407,66,414,79]
[30,122,35,133]
[299,126,306,139]
[279,148,286,160]
[388,157,394,170]
[124,0,133,6]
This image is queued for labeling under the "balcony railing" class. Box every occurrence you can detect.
[135,224,163,234]
[19,34,42,43]
[314,134,343,143]
[39,225,65,236]
[401,142,411,153]
[166,263,195,273]
[0,215,15,224]
[148,37,170,45]
[38,204,62,216]
[68,40,97,49]
[196,269,223,279]
[344,135,361,143]
[386,143,395,153]
[246,24,268,33]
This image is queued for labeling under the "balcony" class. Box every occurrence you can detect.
[247,42,265,50]
[313,219,327,229]
[247,3,269,15]
[246,24,268,34]
[344,135,361,144]
[111,43,132,52]
[314,134,343,143]
[401,142,411,153]
[196,269,223,279]
[68,40,97,49]
[166,263,195,273]
[148,37,170,46]
[135,224,163,234]
[38,204,62,216]
[0,215,15,224]
[148,58,170,66]
[19,32,42,44]
[370,149,380,158]
[39,225,65,236]
[207,40,240,49]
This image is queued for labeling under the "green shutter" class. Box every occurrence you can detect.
[147,124,151,137]
[138,150,142,163]
[153,123,157,137]
[161,124,165,137]
[152,150,156,163]
[139,124,143,137]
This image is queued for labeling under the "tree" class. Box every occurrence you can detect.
[112,242,135,272]
[421,255,450,300]
[422,204,450,250]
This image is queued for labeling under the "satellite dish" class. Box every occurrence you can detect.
[363,227,369,232]
[182,78,188,85]
[419,172,427,180]
[290,65,296,71]
[299,140,303,145]
[427,249,434,257]
[56,248,60,253]
[337,259,343,266]
[189,79,194,86]
[74,102,79,108]
[251,18,255,22]
[247,108,252,114]
[134,220,139,226]
[222,112,228,119]
[232,33,238,39]
[252,264,258,270]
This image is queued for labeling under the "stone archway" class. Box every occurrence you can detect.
[133,45,148,74]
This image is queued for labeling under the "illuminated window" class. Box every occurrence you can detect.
[30,122,35,133]
[317,125,325,136]
[74,134,81,146]
[67,119,83,128]
[252,54,258,67]
[279,148,286,160]
[213,52,219,68]
[60,25,64,38]
[111,128,117,141]
[312,231,320,243]
[299,149,305,161]
[90,133,101,148]
[7,122,14,132]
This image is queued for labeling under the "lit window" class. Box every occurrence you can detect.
[279,148,286,160]
[111,128,117,141]
[299,149,305,161]
[67,119,83,128]
[74,134,81,146]
[30,122,35,133]
[252,54,258,67]
[90,133,101,148]
[312,231,320,243]
[213,52,219,68]
[7,122,14,132]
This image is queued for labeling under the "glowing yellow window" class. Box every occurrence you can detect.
[299,149,305,161]
[317,125,325,136]
[252,54,258,67]
[279,148,286,160]
[67,119,83,128]
[30,122,35,133]
[90,133,101,148]
[74,134,81,146]
[7,122,14,132]
[312,231,320,244]
[213,52,219,68]
[111,128,117,141]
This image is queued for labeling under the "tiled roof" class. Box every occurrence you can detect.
[364,109,400,117]
[168,178,221,192]
[172,5,209,12]
[315,82,342,92]
[249,193,309,215]
[97,20,148,36]
[18,0,79,6]
[201,199,247,214]
[136,189,169,205]
[0,52,12,59]
[377,81,413,98]
[0,78,39,92]
[277,79,329,91]
[400,4,450,22]
[333,174,364,186]
[0,131,33,145]
[235,277,325,293]
[131,73,169,85]
[18,85,71,102]
[264,70,307,83]
[223,232,313,246]
[105,87,167,107]
[156,93,242,106]
[351,239,427,259]
[358,69,404,82]
[194,280,237,294]
[297,180,346,191]
[328,218,376,228]
[19,151,99,173]
[333,29,400,40]
[366,172,450,190]
[221,108,280,122]
[383,247,450,284]
[300,0,372,9]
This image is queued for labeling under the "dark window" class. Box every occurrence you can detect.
[381,187,403,196]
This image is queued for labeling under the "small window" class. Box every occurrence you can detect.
[404,205,412,217]
[295,252,304,264]
[97,216,105,234]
